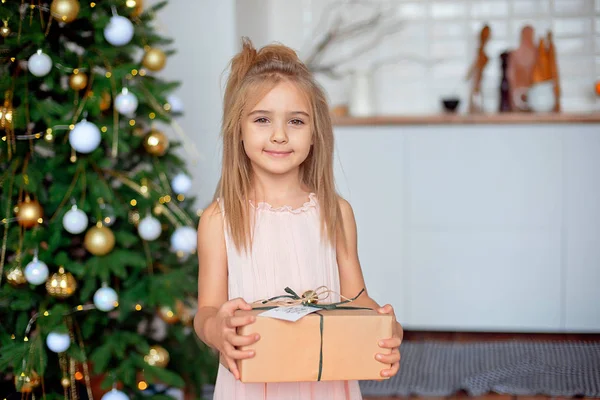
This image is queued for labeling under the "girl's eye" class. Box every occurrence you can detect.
[290,119,305,125]
[254,117,269,124]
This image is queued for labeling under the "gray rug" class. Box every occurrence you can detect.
[359,341,600,397]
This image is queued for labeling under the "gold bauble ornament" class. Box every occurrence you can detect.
[50,0,80,23]
[16,196,43,228]
[177,299,195,326]
[46,266,77,298]
[126,0,143,17]
[142,48,167,71]
[0,20,10,38]
[99,91,111,111]
[6,266,27,287]
[0,90,14,130]
[15,370,40,393]
[143,345,170,368]
[61,377,71,388]
[157,305,179,324]
[84,225,115,256]
[143,130,169,156]
[69,70,88,91]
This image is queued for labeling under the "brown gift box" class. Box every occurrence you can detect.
[220,308,393,383]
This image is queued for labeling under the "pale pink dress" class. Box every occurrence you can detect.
[213,193,363,400]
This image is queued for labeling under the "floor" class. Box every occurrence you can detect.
[364,395,600,400]
[363,330,600,400]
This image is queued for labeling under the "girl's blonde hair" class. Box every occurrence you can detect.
[215,37,344,253]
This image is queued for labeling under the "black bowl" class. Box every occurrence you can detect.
[442,98,460,113]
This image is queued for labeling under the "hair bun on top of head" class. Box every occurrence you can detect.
[230,37,304,81]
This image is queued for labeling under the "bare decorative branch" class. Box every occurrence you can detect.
[303,0,429,79]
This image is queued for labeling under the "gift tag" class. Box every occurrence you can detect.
[259,305,321,322]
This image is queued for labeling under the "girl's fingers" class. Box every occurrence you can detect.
[377,304,394,315]
[379,337,402,349]
[375,349,400,365]
[380,361,400,378]
[226,315,256,328]
[225,344,256,361]
[227,332,261,347]
[223,354,240,380]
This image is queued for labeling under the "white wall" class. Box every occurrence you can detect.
[236,0,600,115]
[148,0,236,209]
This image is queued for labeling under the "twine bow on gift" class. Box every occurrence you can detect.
[253,286,366,310]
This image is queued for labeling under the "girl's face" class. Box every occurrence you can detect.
[242,80,313,179]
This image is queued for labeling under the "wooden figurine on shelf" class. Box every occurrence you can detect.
[547,31,561,112]
[507,25,537,112]
[466,24,491,113]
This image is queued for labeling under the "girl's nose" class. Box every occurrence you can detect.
[270,125,288,144]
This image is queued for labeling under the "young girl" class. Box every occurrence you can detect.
[193,38,402,400]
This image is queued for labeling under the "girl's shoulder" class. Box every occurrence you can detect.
[198,200,225,235]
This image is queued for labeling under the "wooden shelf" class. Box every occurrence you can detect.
[331,112,600,126]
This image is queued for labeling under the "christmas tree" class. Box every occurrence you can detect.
[0,1,217,398]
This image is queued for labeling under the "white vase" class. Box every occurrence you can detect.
[349,69,374,117]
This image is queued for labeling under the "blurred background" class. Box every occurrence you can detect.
[151,0,600,336]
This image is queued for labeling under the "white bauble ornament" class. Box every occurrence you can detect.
[138,215,161,241]
[28,50,53,77]
[114,88,138,116]
[24,256,49,285]
[94,285,118,312]
[171,173,192,195]
[166,95,183,113]
[46,331,70,353]
[101,389,129,400]
[62,205,88,234]
[69,120,101,154]
[170,226,197,254]
[103,15,134,46]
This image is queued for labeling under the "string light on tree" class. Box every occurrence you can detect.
[46,331,71,353]
[14,371,40,393]
[63,204,88,234]
[158,304,179,324]
[69,119,101,154]
[50,0,80,23]
[28,50,53,77]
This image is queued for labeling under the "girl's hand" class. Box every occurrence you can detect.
[375,304,403,378]
[207,298,261,380]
